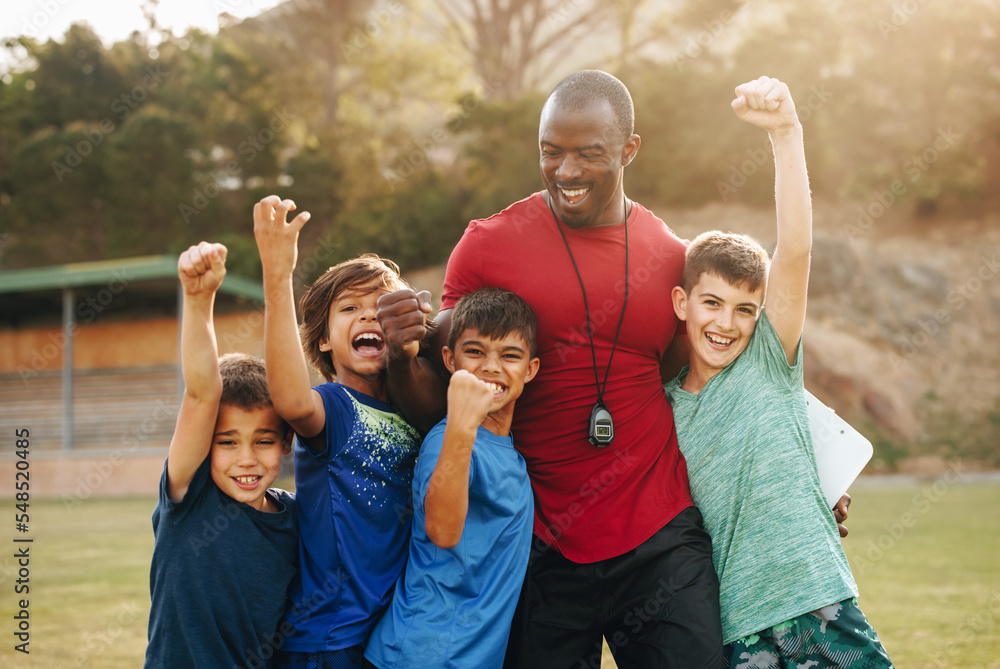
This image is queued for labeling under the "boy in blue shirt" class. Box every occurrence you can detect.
[663,78,894,666]
[364,288,540,669]
[254,196,422,667]
[145,242,298,669]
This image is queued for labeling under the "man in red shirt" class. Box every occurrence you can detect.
[378,70,722,668]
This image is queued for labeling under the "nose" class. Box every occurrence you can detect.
[482,352,502,374]
[715,308,734,330]
[235,443,258,466]
[360,304,377,322]
[554,153,583,183]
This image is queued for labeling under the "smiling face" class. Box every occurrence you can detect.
[318,281,389,396]
[443,328,540,436]
[539,97,640,229]
[210,404,290,512]
[672,273,764,393]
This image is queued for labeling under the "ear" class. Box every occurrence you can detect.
[524,357,540,384]
[671,285,689,321]
[622,133,641,167]
[281,427,294,454]
[318,338,331,352]
[442,346,456,375]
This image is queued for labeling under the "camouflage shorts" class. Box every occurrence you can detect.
[724,597,894,669]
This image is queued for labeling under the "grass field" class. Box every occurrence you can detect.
[1,478,997,668]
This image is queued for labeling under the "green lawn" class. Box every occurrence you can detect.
[840,478,1000,669]
[2,479,997,668]
[1,495,154,669]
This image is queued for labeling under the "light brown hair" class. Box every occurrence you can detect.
[219,352,274,410]
[682,231,770,294]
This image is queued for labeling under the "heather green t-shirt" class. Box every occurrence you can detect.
[664,309,857,644]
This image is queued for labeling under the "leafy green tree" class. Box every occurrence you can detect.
[17,25,126,132]
[6,124,111,264]
[103,106,200,256]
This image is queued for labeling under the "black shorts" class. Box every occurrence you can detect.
[503,506,723,669]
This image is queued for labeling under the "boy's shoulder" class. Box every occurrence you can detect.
[744,307,803,378]
[710,309,802,401]
[268,486,296,510]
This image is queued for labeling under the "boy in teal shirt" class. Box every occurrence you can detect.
[664,77,894,666]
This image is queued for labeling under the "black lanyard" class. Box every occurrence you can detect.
[547,195,629,446]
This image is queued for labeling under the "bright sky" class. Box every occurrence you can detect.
[1,0,285,44]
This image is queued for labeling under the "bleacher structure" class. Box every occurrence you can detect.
[0,255,266,454]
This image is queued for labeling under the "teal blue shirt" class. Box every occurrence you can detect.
[365,418,533,669]
[664,309,857,644]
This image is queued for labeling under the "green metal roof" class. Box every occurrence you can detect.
[0,254,264,301]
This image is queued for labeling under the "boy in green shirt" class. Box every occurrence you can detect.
[664,76,894,667]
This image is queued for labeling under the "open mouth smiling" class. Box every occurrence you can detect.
[352,332,384,353]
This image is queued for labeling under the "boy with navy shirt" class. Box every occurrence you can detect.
[364,288,540,669]
[664,77,893,666]
[144,242,298,669]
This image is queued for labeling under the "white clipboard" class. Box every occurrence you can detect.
[804,390,873,507]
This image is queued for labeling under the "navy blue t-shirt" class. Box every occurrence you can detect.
[144,456,298,668]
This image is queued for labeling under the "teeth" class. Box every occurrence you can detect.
[354,332,383,344]
[488,382,505,394]
[235,476,260,484]
[707,333,734,345]
[561,187,588,197]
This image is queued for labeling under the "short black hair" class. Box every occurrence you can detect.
[546,70,635,144]
[448,288,538,357]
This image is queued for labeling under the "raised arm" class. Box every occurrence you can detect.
[423,369,493,548]
[378,293,451,434]
[253,195,327,446]
[166,242,228,502]
[732,76,811,364]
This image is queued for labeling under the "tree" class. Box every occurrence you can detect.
[16,25,127,132]
[426,0,614,98]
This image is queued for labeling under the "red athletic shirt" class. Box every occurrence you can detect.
[441,192,694,563]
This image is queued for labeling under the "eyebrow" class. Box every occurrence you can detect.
[700,292,760,309]
[462,340,526,354]
[540,140,606,153]
[214,428,281,437]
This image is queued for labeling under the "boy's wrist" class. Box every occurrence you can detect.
[262,268,295,291]
[769,122,804,142]
[182,289,216,304]
[444,419,479,447]
[261,260,294,276]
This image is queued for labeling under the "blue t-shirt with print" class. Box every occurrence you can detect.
[280,383,421,653]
